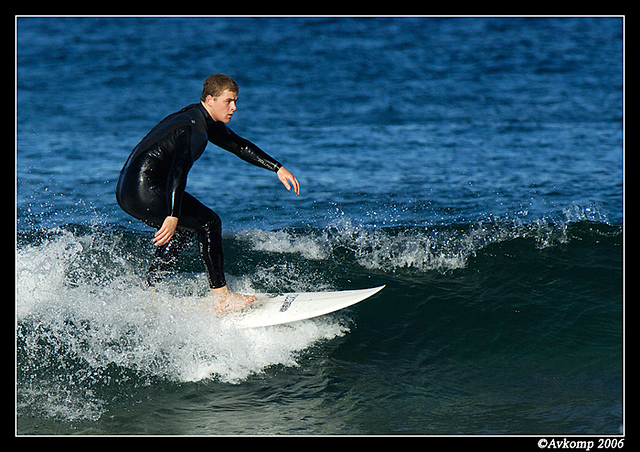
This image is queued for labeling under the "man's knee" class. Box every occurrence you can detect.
[202,208,222,232]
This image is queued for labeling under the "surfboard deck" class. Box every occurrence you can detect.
[221,285,386,328]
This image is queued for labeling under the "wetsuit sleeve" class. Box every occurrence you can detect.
[165,127,194,218]
[208,123,282,172]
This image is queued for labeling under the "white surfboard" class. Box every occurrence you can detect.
[222,285,385,328]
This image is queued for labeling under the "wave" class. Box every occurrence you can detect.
[16,226,349,422]
[237,203,619,277]
[16,208,621,423]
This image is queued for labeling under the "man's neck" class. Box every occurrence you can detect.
[200,101,215,121]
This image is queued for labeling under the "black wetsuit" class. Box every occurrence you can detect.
[116,102,281,289]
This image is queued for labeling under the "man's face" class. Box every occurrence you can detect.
[205,89,238,123]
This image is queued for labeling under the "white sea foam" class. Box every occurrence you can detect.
[238,206,604,275]
[16,229,349,421]
[239,228,330,261]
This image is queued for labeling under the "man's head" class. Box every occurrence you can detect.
[201,74,239,123]
[200,74,239,101]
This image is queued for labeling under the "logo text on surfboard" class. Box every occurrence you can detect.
[279,294,298,312]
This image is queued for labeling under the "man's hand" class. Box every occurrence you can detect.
[277,166,300,195]
[153,216,178,246]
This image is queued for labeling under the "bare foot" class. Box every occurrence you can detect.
[211,286,256,312]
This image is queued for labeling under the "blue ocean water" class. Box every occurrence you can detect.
[16,17,623,435]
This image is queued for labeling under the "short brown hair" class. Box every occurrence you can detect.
[200,74,239,101]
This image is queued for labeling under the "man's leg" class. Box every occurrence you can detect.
[146,229,192,287]
[178,193,255,310]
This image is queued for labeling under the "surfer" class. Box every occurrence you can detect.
[116,74,300,311]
